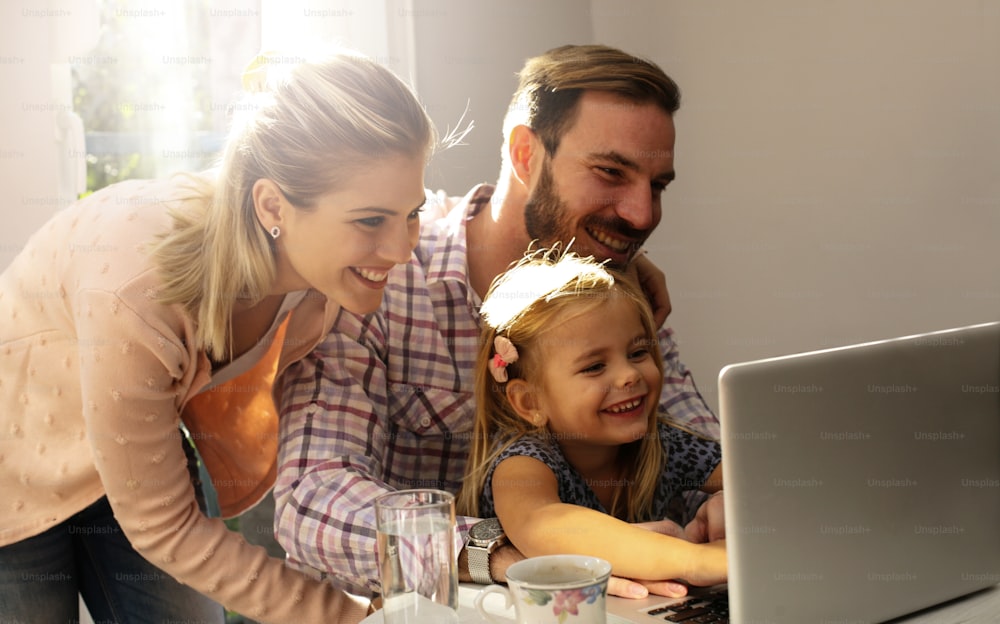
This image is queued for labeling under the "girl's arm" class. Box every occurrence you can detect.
[492,455,727,586]
[702,462,723,493]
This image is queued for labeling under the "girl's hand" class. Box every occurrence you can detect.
[681,540,728,587]
[627,253,671,327]
[684,491,725,543]
[608,575,690,600]
[607,539,728,599]
[607,519,697,599]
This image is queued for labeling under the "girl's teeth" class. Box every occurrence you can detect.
[608,398,641,413]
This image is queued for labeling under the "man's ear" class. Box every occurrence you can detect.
[507,124,544,188]
[252,178,288,234]
[505,378,543,427]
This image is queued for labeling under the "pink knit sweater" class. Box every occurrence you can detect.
[0,178,368,623]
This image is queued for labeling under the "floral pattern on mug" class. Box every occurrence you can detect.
[523,584,606,622]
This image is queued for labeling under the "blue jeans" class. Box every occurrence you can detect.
[0,495,225,623]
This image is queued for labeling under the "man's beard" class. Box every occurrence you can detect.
[523,159,648,269]
[523,159,572,251]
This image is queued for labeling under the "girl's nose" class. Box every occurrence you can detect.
[620,364,642,389]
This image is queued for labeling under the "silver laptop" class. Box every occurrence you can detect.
[607,321,1000,623]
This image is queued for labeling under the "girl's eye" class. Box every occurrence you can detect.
[629,348,650,360]
[408,207,424,220]
[581,362,605,374]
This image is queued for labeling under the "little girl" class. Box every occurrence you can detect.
[457,248,727,587]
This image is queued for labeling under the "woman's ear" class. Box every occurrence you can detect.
[505,379,546,427]
[507,124,544,188]
[252,179,287,234]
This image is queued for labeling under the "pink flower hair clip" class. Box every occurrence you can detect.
[489,336,519,383]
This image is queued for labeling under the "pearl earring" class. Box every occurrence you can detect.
[270,226,281,239]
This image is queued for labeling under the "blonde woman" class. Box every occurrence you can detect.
[457,249,726,592]
[0,50,434,623]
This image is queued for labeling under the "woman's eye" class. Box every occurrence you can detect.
[356,216,385,227]
[407,207,424,220]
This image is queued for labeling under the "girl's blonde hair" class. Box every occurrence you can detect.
[457,247,666,521]
[149,49,435,360]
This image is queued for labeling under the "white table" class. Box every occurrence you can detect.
[361,583,513,623]
[361,583,1000,623]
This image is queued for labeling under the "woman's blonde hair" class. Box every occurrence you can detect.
[150,49,435,360]
[456,247,666,521]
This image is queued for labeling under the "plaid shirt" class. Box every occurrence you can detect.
[274,184,720,596]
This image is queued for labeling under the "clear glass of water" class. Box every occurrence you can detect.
[374,489,459,624]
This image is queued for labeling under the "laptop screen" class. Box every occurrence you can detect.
[719,322,1000,623]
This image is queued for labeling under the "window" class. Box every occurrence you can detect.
[71,0,261,192]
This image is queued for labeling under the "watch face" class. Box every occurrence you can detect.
[471,518,504,542]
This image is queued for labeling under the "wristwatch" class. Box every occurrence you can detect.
[467,518,507,585]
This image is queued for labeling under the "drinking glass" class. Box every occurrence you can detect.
[375,489,459,624]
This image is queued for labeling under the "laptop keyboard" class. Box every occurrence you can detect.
[642,592,729,623]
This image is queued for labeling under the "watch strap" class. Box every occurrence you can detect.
[467,542,494,585]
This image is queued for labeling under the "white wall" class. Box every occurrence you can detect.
[589,0,1000,411]
[1,7,52,271]
[0,1,96,270]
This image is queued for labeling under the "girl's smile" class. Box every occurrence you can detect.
[602,395,647,418]
[526,296,660,449]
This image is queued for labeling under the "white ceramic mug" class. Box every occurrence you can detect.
[474,554,611,624]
